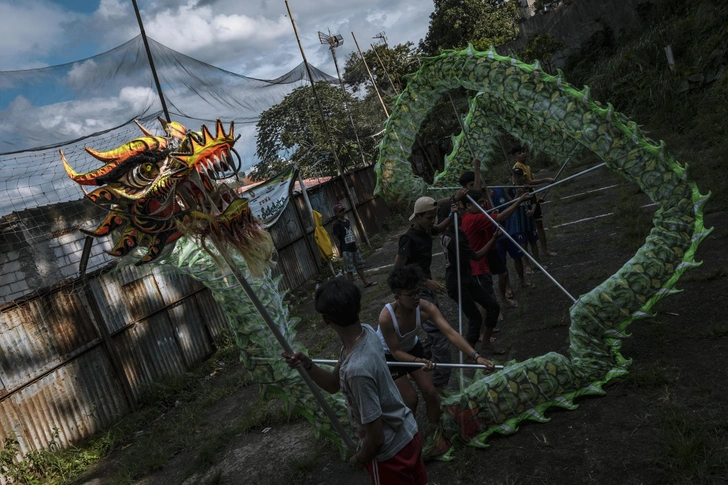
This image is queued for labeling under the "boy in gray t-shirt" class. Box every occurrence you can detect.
[283,278,428,485]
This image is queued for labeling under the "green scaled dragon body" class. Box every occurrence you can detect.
[375,45,711,455]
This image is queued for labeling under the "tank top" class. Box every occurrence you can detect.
[376,303,421,353]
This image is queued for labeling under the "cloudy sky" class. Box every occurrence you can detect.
[0,0,434,78]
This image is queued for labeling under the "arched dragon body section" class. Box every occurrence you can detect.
[375,45,711,455]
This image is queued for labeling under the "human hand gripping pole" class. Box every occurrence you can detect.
[208,233,357,454]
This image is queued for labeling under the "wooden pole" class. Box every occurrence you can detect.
[328,42,368,167]
[208,233,356,453]
[370,43,398,94]
[131,0,171,123]
[285,1,370,246]
[351,32,389,118]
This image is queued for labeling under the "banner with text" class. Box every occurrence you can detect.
[243,167,296,227]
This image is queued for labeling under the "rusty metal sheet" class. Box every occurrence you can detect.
[0,289,98,392]
[0,397,24,452]
[91,272,166,335]
[152,268,203,306]
[166,299,212,368]
[194,290,230,340]
[7,345,129,453]
[275,238,318,291]
[111,314,186,400]
[268,202,304,249]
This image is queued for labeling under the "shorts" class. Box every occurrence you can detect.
[367,432,427,485]
[385,340,427,381]
[524,229,538,243]
[497,238,524,260]
[487,249,506,275]
[342,250,366,273]
[474,273,495,296]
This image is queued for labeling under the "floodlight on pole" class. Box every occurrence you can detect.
[318,29,368,167]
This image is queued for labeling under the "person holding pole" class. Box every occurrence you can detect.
[282,279,427,485]
[461,189,529,329]
[511,145,557,256]
[394,196,457,389]
[438,200,521,355]
[376,266,495,457]
[332,204,377,287]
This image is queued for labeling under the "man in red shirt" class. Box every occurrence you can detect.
[460,189,529,350]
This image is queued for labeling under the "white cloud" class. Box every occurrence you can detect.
[97,0,126,19]
[0,0,78,70]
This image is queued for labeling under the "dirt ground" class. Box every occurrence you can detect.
[75,163,728,485]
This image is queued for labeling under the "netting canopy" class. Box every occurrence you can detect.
[0,35,336,217]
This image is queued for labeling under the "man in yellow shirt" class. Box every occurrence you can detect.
[511,145,557,257]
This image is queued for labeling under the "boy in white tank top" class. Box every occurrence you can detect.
[378,266,495,457]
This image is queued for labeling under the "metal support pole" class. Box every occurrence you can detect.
[540,145,579,201]
[131,0,170,123]
[487,163,607,214]
[447,92,495,210]
[208,234,356,453]
[285,1,370,247]
[465,195,577,303]
[453,212,464,392]
[313,359,504,371]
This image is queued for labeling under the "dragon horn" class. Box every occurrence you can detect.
[134,120,155,137]
[60,149,81,179]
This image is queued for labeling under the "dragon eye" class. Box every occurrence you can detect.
[123,161,162,189]
[140,162,159,179]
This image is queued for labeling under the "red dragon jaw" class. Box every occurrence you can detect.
[61,118,272,272]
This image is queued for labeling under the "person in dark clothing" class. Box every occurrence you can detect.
[332,204,377,287]
[437,203,504,354]
[394,196,454,388]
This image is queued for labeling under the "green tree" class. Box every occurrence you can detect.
[420,0,521,55]
[251,82,380,181]
[343,42,421,96]
[518,34,567,74]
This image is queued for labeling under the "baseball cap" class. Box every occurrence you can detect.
[409,196,437,220]
[333,204,345,213]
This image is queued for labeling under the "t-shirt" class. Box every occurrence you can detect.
[507,187,537,234]
[492,188,517,238]
[398,227,434,279]
[460,211,499,276]
[339,325,418,462]
[513,161,534,182]
[332,218,357,252]
[439,228,477,287]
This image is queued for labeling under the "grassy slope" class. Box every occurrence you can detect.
[564,0,728,211]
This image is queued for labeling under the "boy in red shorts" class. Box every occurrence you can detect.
[283,278,427,485]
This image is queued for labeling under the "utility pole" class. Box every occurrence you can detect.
[285,1,370,246]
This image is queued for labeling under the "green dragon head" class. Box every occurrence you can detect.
[60,118,273,273]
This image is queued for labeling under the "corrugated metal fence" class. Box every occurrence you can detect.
[0,165,395,455]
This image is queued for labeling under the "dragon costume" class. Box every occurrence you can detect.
[61,44,710,460]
